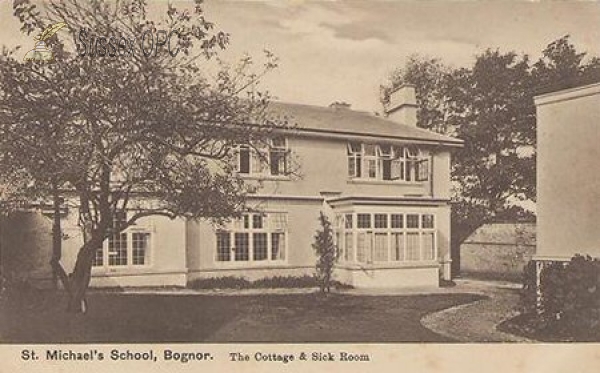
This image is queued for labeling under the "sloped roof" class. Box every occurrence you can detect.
[267,101,463,147]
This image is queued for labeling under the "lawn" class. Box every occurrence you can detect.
[0,287,483,343]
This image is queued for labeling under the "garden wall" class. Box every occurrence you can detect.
[460,222,535,281]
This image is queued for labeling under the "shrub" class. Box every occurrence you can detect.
[187,275,353,291]
[187,276,251,290]
[519,255,600,340]
[252,275,318,288]
[312,212,340,293]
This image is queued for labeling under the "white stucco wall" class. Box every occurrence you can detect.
[535,83,600,258]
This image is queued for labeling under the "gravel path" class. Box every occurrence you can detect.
[421,279,535,342]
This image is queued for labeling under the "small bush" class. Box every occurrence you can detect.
[312,212,340,293]
[252,275,318,288]
[187,275,353,291]
[187,276,251,290]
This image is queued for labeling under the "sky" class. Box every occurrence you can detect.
[2,1,600,113]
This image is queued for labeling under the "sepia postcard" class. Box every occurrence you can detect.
[0,0,599,372]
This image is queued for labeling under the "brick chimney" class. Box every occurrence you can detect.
[384,84,418,126]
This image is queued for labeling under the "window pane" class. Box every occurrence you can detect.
[252,214,263,229]
[108,232,128,266]
[366,159,377,178]
[417,158,429,181]
[406,233,420,261]
[251,149,264,174]
[422,214,435,229]
[357,214,371,229]
[239,146,250,174]
[344,232,354,262]
[391,214,404,229]
[243,215,250,229]
[378,144,392,157]
[407,214,419,228]
[421,232,435,260]
[364,144,376,156]
[382,159,392,180]
[336,231,343,259]
[253,233,268,261]
[406,146,419,158]
[270,149,287,175]
[272,232,285,260]
[216,232,231,262]
[345,214,353,229]
[271,213,288,230]
[271,137,286,148]
[392,232,405,261]
[348,142,361,153]
[132,232,150,265]
[356,232,368,263]
[374,214,388,229]
[374,233,388,262]
[348,156,356,177]
[92,247,103,267]
[234,233,249,261]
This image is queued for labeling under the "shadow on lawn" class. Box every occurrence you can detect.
[0,287,484,343]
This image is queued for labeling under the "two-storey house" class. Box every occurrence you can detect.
[0,85,462,288]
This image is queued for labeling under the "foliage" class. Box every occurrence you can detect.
[312,212,339,293]
[186,275,352,290]
[0,0,283,313]
[518,255,600,341]
[382,55,452,133]
[519,260,538,315]
[382,37,600,259]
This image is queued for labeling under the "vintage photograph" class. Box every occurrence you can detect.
[0,0,599,352]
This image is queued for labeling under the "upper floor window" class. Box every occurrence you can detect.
[347,142,429,182]
[237,137,289,177]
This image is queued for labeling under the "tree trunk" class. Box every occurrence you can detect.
[65,240,97,313]
[51,188,62,290]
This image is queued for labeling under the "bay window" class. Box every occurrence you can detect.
[335,212,437,264]
[216,212,287,264]
[347,142,430,182]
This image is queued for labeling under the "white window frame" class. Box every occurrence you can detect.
[236,138,290,177]
[215,212,288,266]
[92,212,153,269]
[347,143,430,183]
[334,211,437,264]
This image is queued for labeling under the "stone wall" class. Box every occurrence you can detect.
[460,223,536,281]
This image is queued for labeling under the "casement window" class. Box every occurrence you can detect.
[92,211,152,268]
[334,212,436,264]
[236,138,290,177]
[347,142,430,182]
[215,212,287,264]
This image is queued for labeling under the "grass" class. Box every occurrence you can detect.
[0,287,483,343]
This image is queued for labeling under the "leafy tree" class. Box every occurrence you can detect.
[312,212,338,293]
[533,35,600,95]
[383,38,600,275]
[382,54,452,133]
[0,0,282,313]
